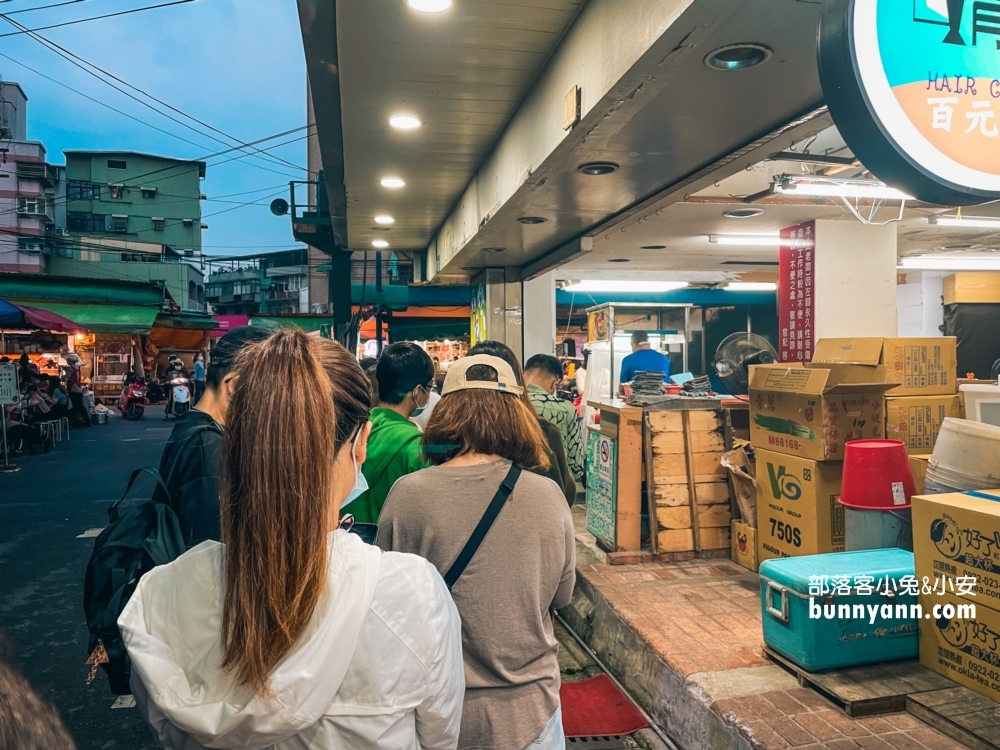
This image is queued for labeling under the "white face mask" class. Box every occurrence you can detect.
[342,427,369,507]
[411,385,430,417]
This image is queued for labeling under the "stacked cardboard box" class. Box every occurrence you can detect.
[812,338,960,454]
[912,491,1000,703]
[749,357,897,564]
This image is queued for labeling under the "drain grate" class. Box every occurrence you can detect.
[566,737,637,749]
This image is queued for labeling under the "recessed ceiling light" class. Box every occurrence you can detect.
[942,243,974,250]
[372,240,390,249]
[482,247,505,253]
[607,258,631,263]
[723,208,764,219]
[705,44,772,71]
[518,216,547,225]
[389,114,422,130]
[374,215,395,225]
[381,177,406,189]
[407,0,451,11]
[372,226,392,231]
[578,161,619,176]
[641,245,667,250]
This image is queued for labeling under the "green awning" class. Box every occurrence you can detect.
[389,318,470,342]
[250,315,327,333]
[24,301,159,334]
[153,312,218,331]
[0,274,166,307]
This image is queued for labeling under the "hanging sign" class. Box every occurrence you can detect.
[778,221,815,363]
[819,0,1000,205]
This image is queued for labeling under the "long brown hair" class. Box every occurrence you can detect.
[423,362,550,471]
[219,330,371,696]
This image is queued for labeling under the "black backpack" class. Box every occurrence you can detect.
[83,468,186,695]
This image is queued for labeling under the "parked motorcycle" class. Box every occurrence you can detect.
[117,373,146,421]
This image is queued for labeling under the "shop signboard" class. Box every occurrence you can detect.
[470,282,487,347]
[778,221,815,363]
[0,362,18,405]
[586,430,617,547]
[819,0,1000,205]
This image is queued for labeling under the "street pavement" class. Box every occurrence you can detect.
[0,406,171,750]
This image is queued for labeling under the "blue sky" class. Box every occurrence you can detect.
[1,0,308,256]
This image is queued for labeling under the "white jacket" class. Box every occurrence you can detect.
[118,530,465,750]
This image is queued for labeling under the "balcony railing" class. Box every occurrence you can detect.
[16,161,58,186]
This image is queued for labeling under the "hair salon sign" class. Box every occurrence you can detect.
[820,0,1000,205]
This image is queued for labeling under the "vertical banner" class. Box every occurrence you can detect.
[778,220,816,363]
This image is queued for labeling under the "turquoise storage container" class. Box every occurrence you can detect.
[759,548,919,672]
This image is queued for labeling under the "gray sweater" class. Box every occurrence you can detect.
[377,459,576,750]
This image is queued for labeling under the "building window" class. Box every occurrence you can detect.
[152,218,165,231]
[140,187,157,199]
[17,237,45,254]
[108,159,127,170]
[108,184,125,199]
[67,180,101,200]
[16,196,44,215]
[67,211,108,232]
[110,215,128,233]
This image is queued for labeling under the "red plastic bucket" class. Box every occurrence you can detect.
[839,439,917,510]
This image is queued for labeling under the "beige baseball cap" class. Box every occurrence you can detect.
[441,354,525,397]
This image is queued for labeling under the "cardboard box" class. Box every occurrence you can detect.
[918,591,992,703]
[910,454,931,495]
[944,272,1000,305]
[885,395,962,454]
[749,363,895,461]
[813,337,958,397]
[912,490,1000,609]
[731,519,757,571]
[755,448,845,564]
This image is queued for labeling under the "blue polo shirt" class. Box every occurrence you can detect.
[620,347,671,383]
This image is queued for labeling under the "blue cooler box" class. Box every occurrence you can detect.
[759,548,919,672]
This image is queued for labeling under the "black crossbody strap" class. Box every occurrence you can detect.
[444,464,521,590]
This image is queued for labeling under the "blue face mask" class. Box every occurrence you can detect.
[342,427,369,507]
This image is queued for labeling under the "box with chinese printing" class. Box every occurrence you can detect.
[813,337,958,397]
[918,591,993,702]
[755,449,845,565]
[912,490,1000,611]
[885,395,962,455]
[749,363,896,461]
[760,549,919,672]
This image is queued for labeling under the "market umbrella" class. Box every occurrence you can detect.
[0,298,84,333]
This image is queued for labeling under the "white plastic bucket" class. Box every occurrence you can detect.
[926,418,1000,490]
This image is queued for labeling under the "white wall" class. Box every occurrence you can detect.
[814,220,898,338]
[897,271,946,337]
[522,271,557,359]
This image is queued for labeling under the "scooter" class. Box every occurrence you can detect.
[118,374,146,420]
[167,375,192,419]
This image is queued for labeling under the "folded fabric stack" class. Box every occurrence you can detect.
[631,371,666,396]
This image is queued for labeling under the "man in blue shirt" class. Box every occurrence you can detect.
[620,330,671,386]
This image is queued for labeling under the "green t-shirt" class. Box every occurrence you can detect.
[346,407,429,524]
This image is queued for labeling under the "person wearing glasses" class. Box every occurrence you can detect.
[350,342,435,524]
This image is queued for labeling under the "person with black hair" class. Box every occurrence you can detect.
[525,354,586,482]
[350,342,434,525]
[153,326,272,548]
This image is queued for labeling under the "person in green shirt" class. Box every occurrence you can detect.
[347,342,435,524]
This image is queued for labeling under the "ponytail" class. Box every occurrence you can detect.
[219,329,337,696]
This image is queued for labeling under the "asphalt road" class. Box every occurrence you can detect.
[0,406,171,750]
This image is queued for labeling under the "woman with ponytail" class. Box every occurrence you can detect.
[119,330,464,750]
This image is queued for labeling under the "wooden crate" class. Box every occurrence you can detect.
[646,409,733,554]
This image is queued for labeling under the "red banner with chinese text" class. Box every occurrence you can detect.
[778,221,815,362]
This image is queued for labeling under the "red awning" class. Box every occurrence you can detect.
[10,303,84,334]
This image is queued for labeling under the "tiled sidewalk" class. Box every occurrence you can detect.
[566,556,968,750]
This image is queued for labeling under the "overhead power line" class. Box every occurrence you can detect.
[0,0,194,38]
[4,0,88,15]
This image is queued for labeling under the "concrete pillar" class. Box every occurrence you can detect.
[471,268,523,362]
[522,271,557,361]
[814,220,898,339]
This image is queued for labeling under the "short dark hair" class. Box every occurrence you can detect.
[376,342,434,404]
[524,353,563,380]
[207,326,272,390]
[358,357,378,371]
[630,330,649,345]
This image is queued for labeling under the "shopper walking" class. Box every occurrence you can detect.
[192,352,206,404]
[378,354,576,750]
[524,354,585,482]
[350,342,434,524]
[468,341,576,505]
[65,353,91,428]
[119,330,465,750]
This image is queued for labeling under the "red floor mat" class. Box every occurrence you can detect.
[560,674,649,738]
